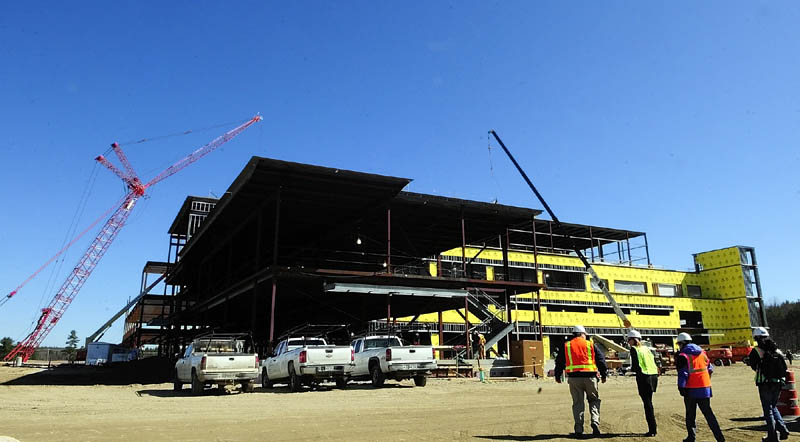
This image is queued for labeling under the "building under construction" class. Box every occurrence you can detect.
[122,157,768,362]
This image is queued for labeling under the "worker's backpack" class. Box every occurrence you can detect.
[759,349,787,382]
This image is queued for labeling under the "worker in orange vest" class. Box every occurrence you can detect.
[676,332,724,442]
[554,325,608,438]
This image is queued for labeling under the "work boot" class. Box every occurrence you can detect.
[644,431,657,437]
[591,424,601,436]
[780,430,790,440]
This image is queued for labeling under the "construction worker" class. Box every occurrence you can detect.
[676,332,724,442]
[554,325,608,438]
[478,332,486,359]
[747,327,790,442]
[627,329,658,437]
[787,351,793,366]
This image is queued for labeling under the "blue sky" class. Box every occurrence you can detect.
[1,2,798,346]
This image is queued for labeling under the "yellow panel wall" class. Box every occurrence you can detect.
[411,246,754,348]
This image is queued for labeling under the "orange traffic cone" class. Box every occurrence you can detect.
[778,370,800,416]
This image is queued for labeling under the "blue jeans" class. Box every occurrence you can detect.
[684,395,724,442]
[759,383,788,441]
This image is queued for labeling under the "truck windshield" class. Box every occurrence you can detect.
[193,339,244,353]
[365,338,401,349]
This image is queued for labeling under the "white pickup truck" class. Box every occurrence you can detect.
[348,335,437,387]
[261,337,353,392]
[174,337,260,395]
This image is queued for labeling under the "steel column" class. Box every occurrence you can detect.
[386,207,392,273]
[268,191,281,346]
[644,233,651,266]
[464,295,470,358]
[531,219,539,283]
[460,209,466,277]
[626,232,632,266]
[387,294,392,332]
[588,226,595,262]
[438,311,444,356]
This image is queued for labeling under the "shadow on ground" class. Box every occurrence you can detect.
[475,433,643,440]
[728,415,800,434]
[137,381,414,398]
[2,357,173,386]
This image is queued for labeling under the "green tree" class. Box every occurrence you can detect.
[65,330,79,363]
[766,301,800,352]
[1,337,14,359]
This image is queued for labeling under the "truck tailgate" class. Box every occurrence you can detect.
[305,346,351,365]
[388,346,434,363]
[204,354,258,372]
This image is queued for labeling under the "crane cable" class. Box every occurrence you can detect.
[487,133,503,204]
[28,163,101,326]
[113,118,250,150]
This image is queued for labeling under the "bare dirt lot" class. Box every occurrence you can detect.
[0,362,798,441]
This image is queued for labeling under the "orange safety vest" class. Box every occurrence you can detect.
[683,351,712,389]
[565,337,598,373]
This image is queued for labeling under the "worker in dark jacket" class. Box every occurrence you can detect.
[676,332,724,442]
[627,329,659,437]
[554,325,608,438]
[748,327,790,442]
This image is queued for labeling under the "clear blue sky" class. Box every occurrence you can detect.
[1,2,798,346]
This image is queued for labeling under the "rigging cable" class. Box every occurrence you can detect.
[487,132,503,204]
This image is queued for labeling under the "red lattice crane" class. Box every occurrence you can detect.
[3,115,262,362]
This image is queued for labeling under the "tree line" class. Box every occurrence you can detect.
[766,300,800,352]
[1,330,81,362]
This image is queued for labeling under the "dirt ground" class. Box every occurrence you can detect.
[0,362,798,442]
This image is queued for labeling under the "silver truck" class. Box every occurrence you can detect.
[347,335,436,387]
[261,337,353,392]
[174,336,260,394]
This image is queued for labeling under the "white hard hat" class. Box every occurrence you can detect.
[753,327,769,338]
[573,325,586,334]
[627,329,642,339]
[676,332,693,343]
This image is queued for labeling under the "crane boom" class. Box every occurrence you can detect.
[4,115,262,362]
[4,195,138,362]
[488,130,631,329]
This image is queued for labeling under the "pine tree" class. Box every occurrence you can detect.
[0,337,13,359]
[65,330,79,363]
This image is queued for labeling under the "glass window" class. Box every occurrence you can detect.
[615,280,647,294]
[655,283,679,297]
[364,337,401,349]
[590,278,609,292]
[543,271,586,290]
[687,285,702,298]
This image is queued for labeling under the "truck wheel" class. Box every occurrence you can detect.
[262,369,272,388]
[288,363,301,392]
[335,377,348,389]
[173,370,182,391]
[723,359,731,366]
[191,370,203,395]
[241,381,254,393]
[714,359,722,367]
[742,356,749,365]
[370,364,385,387]
[413,376,427,387]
